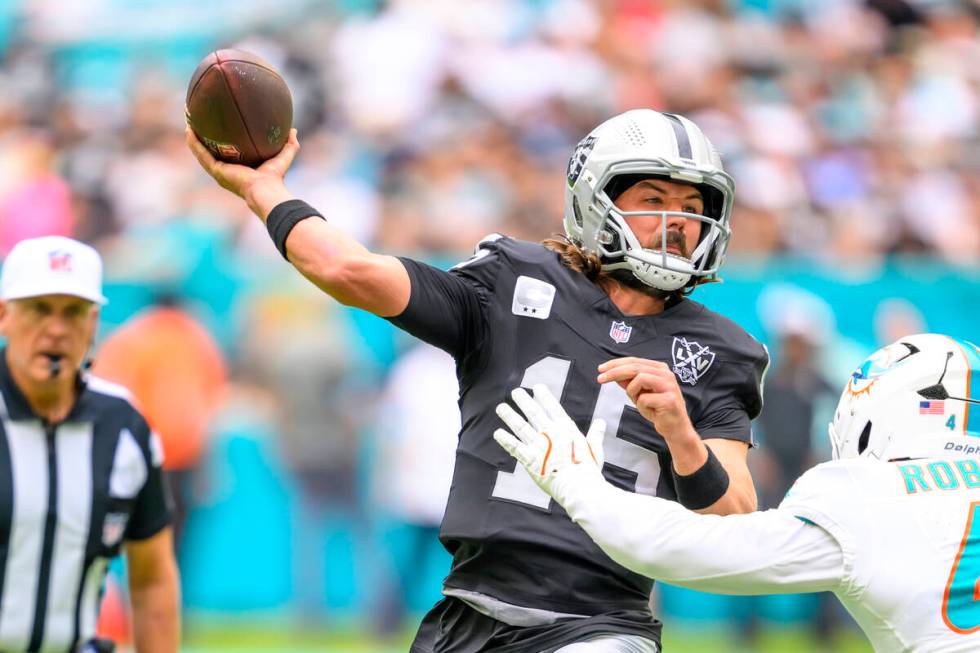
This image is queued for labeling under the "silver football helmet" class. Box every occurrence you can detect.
[563,109,735,292]
[829,333,980,461]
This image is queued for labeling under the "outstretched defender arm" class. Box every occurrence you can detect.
[494,385,845,596]
[561,478,843,595]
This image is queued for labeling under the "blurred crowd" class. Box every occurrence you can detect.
[0,0,978,262]
[0,0,977,642]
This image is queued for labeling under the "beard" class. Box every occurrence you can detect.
[605,229,692,299]
[605,268,677,300]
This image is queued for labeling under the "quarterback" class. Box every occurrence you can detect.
[188,109,769,652]
[496,333,980,653]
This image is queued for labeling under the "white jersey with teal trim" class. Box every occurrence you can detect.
[779,456,980,652]
[556,456,980,653]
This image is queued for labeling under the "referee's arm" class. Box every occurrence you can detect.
[126,526,180,653]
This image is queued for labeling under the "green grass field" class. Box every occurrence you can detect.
[177,622,873,653]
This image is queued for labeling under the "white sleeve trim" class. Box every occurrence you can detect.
[450,233,504,270]
[85,375,135,402]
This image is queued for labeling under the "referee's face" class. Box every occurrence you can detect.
[0,294,99,385]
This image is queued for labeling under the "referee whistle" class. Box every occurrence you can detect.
[46,354,62,379]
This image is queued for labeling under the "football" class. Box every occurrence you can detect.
[185,48,293,167]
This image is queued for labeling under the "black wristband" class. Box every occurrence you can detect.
[671,447,730,510]
[266,199,325,260]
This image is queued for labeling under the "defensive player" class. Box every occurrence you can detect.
[495,333,980,652]
[188,109,769,652]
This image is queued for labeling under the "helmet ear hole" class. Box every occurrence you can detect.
[857,421,872,455]
[572,196,585,230]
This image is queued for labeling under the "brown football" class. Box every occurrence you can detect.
[185,49,293,167]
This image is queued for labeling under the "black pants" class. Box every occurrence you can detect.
[410,596,662,653]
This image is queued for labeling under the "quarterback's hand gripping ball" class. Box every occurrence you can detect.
[494,385,606,500]
[185,49,293,167]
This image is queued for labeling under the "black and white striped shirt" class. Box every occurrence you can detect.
[0,351,172,653]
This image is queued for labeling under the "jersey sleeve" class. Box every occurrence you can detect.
[448,233,507,290]
[386,234,505,361]
[692,341,769,443]
[555,469,844,595]
[125,418,174,541]
[778,462,858,570]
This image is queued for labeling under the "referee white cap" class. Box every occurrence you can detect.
[1,236,108,305]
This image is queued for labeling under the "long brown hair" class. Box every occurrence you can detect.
[541,234,604,282]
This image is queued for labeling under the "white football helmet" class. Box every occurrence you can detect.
[563,109,735,292]
[829,333,980,461]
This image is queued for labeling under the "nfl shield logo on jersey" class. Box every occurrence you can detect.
[102,512,129,548]
[609,321,632,344]
[672,336,716,385]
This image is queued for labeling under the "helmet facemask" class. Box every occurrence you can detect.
[563,110,735,294]
[592,169,731,292]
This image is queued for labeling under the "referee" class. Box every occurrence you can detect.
[0,236,179,653]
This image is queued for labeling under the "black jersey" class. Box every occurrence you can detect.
[389,235,768,620]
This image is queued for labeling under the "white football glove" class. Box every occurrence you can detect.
[493,384,607,502]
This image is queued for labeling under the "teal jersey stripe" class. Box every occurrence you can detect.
[959,339,980,435]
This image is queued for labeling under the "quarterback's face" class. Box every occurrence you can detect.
[614,179,704,258]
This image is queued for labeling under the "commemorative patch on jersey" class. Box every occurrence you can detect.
[672,336,716,385]
[511,276,556,320]
[609,320,632,344]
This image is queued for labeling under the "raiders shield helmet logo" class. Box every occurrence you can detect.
[566,135,596,188]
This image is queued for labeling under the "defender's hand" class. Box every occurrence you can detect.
[597,357,696,443]
[186,126,299,214]
[493,385,606,499]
